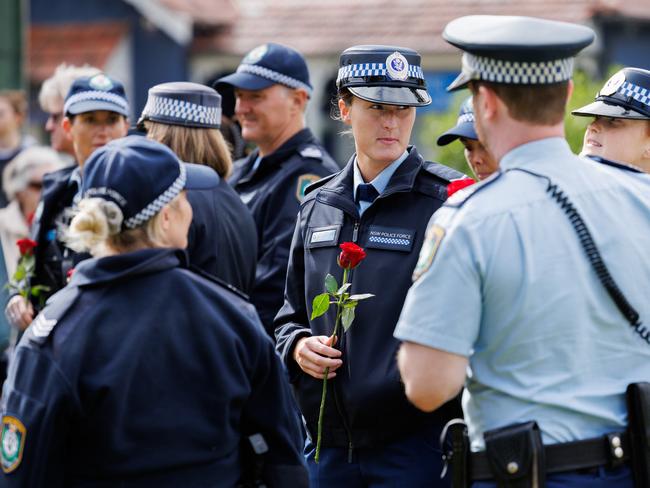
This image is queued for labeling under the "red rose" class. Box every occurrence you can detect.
[337,242,366,270]
[447,178,477,198]
[16,238,38,257]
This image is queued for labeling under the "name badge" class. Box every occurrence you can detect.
[365,225,415,252]
[307,225,341,248]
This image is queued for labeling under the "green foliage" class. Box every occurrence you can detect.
[416,68,620,175]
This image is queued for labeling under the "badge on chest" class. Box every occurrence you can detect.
[364,226,415,252]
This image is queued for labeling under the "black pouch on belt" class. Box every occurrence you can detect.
[484,421,546,488]
[626,382,650,487]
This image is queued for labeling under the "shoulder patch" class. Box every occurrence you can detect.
[303,172,338,198]
[1,416,26,474]
[26,285,80,346]
[296,174,322,201]
[299,146,323,160]
[412,224,446,281]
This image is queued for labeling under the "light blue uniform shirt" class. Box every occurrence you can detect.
[353,151,408,216]
[395,137,650,450]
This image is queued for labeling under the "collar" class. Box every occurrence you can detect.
[70,248,188,287]
[499,137,573,172]
[353,150,408,199]
[70,166,83,205]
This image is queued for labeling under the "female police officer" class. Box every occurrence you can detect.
[0,136,306,487]
[274,45,464,486]
[138,81,258,294]
[573,67,650,173]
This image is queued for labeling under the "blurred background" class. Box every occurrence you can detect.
[1,0,650,174]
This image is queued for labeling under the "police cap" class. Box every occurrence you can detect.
[64,73,129,117]
[336,45,431,107]
[138,82,222,130]
[215,43,312,96]
[82,136,216,229]
[572,68,650,120]
[437,96,478,146]
[443,15,595,91]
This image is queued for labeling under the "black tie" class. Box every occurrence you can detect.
[356,183,379,204]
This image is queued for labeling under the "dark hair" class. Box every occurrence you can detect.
[471,81,570,125]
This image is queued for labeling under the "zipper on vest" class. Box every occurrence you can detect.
[352,222,360,242]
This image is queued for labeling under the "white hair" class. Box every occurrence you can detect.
[38,63,102,113]
[2,146,64,200]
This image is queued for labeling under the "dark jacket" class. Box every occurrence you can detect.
[275,147,464,448]
[31,165,89,306]
[229,128,339,333]
[186,173,257,294]
[1,248,307,487]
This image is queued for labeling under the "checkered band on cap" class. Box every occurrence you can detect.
[63,90,129,114]
[463,53,575,85]
[123,162,186,229]
[142,93,221,128]
[457,113,475,124]
[336,63,425,85]
[237,64,313,95]
[618,81,650,110]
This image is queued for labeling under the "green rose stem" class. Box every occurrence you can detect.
[315,267,348,464]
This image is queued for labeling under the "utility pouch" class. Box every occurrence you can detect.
[626,382,650,487]
[440,419,470,488]
[484,421,546,488]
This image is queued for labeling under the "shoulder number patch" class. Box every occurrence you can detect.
[412,224,446,282]
[296,174,321,201]
[1,416,26,474]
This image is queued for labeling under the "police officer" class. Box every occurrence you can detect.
[395,15,650,488]
[138,81,258,293]
[0,136,307,487]
[573,67,650,173]
[437,96,499,180]
[216,43,339,333]
[275,44,465,486]
[4,74,129,331]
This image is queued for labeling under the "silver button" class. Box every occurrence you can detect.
[611,436,621,448]
[507,461,519,474]
[614,447,624,459]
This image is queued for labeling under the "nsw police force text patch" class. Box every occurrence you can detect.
[364,226,415,252]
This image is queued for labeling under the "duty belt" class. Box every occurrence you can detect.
[470,431,630,481]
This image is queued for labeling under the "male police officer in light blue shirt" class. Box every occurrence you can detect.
[395,15,650,488]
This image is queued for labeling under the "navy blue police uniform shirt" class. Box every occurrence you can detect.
[274,146,465,448]
[228,128,339,334]
[30,165,90,307]
[1,248,306,487]
[186,173,258,294]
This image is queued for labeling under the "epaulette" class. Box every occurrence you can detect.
[586,155,644,174]
[422,160,467,182]
[303,171,340,196]
[444,171,503,209]
[298,144,324,161]
[27,285,80,345]
[188,265,250,302]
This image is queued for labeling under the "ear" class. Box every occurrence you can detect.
[62,116,72,135]
[566,80,575,105]
[120,118,129,137]
[476,85,499,121]
[338,98,352,125]
[291,89,308,113]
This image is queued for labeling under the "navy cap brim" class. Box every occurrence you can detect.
[184,163,219,191]
[571,100,649,120]
[67,100,129,117]
[436,122,478,146]
[214,71,275,91]
[348,86,431,107]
